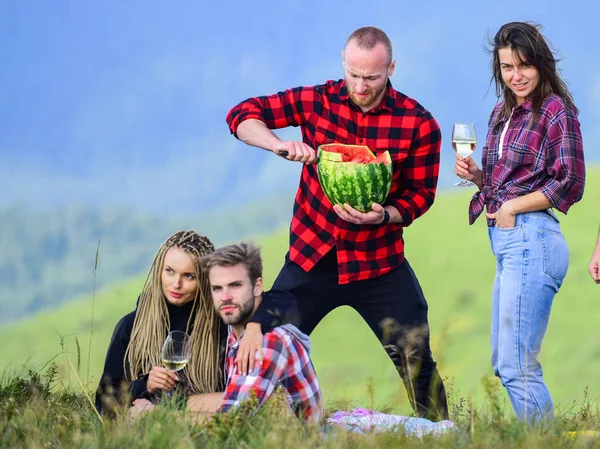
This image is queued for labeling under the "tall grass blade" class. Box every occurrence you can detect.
[87,240,100,383]
[66,355,103,423]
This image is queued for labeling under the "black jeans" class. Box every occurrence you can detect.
[272,249,448,421]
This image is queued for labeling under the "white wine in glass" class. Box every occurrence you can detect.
[162,358,188,372]
[161,330,191,373]
[452,122,477,187]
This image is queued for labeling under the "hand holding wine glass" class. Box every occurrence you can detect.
[147,330,191,395]
[452,122,477,187]
[146,366,178,393]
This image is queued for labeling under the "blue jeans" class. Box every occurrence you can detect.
[488,211,569,424]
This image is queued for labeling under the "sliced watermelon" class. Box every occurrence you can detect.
[316,143,392,213]
[370,151,392,165]
[318,144,375,162]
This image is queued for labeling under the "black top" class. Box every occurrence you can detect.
[95,289,298,413]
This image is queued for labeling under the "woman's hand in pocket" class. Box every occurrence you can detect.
[486,202,516,229]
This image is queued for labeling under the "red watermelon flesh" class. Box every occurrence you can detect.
[319,144,375,162]
[371,152,390,164]
[352,153,390,164]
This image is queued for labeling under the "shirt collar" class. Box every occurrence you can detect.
[339,79,396,113]
[494,98,532,123]
[514,98,532,114]
[228,325,243,346]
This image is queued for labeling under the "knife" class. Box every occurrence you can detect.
[277,149,341,163]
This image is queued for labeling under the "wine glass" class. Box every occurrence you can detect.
[161,330,191,396]
[452,122,477,187]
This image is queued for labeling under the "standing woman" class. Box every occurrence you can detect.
[455,22,585,423]
[95,230,296,414]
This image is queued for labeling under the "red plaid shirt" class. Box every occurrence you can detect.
[226,79,441,284]
[219,326,323,422]
[469,95,585,226]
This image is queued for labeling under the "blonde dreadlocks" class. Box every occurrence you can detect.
[124,230,221,394]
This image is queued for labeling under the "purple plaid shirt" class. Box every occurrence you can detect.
[469,94,585,226]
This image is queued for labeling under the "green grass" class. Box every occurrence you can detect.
[2,364,600,448]
[1,166,599,422]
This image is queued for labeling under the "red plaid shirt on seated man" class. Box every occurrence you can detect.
[218,324,323,422]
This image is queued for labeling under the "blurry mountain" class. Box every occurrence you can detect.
[0,194,295,326]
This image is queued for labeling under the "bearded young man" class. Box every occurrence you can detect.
[196,242,323,422]
[225,26,447,420]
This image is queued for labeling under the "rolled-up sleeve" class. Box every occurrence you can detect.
[389,113,441,227]
[540,109,586,213]
[226,87,317,137]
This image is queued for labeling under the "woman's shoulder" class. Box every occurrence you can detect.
[486,101,505,127]
[111,310,137,339]
[542,93,564,110]
[541,94,577,118]
[491,100,505,113]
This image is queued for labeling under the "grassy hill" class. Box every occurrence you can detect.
[2,166,599,417]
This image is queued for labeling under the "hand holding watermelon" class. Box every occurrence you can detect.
[273,141,317,164]
[332,202,389,225]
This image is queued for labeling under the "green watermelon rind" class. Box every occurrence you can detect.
[317,150,343,162]
[317,148,393,213]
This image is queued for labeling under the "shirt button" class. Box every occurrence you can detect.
[326,138,331,143]
[358,139,363,143]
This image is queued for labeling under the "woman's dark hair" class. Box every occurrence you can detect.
[489,21,577,123]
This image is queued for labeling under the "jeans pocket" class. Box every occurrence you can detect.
[537,228,569,280]
[496,225,520,231]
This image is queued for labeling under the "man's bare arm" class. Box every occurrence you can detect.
[187,392,223,414]
[236,119,316,164]
[588,224,600,284]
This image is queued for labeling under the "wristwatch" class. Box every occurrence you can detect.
[381,209,391,225]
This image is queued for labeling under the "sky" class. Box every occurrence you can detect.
[1,0,598,214]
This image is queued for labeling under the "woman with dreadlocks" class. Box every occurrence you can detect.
[95,230,297,414]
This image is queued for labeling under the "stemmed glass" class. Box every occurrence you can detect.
[161,330,191,396]
[452,122,477,187]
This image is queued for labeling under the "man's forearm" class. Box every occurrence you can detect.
[589,224,600,284]
[236,119,281,152]
[250,290,299,331]
[187,392,223,414]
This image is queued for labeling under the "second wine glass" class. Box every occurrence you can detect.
[452,122,477,187]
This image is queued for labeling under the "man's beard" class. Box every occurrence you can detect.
[348,81,387,110]
[218,295,255,326]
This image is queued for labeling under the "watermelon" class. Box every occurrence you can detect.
[316,143,392,213]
